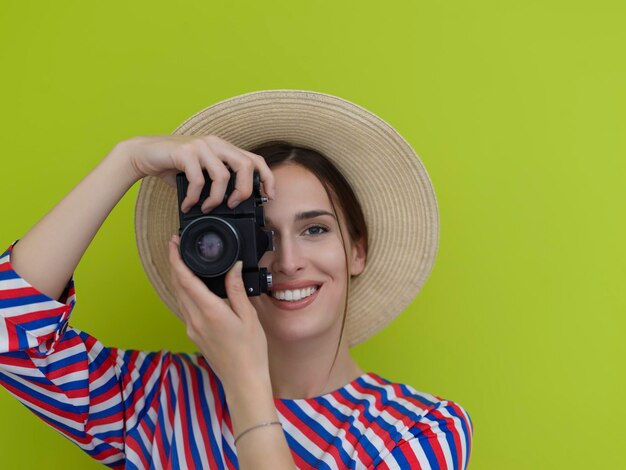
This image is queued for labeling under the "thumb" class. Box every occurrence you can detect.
[225,261,251,317]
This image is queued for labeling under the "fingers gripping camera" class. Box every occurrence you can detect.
[176,170,274,298]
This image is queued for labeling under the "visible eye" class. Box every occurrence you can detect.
[304,224,329,236]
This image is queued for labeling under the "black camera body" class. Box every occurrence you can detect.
[176,170,274,298]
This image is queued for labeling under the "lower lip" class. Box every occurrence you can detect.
[267,286,321,310]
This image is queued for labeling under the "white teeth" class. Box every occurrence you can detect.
[271,286,319,302]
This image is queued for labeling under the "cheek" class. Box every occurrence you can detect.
[249,296,263,311]
[258,251,271,269]
[315,246,347,280]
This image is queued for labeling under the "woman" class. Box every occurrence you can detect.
[0,90,473,469]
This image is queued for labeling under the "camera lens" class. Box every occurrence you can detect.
[196,231,224,262]
[180,216,240,277]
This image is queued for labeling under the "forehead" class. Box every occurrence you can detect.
[271,164,332,209]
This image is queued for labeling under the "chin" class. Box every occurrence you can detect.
[260,316,339,346]
[253,294,344,344]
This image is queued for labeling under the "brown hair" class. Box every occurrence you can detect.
[248,141,368,375]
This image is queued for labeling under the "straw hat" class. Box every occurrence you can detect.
[134,89,439,347]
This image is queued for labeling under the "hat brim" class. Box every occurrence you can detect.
[134,89,439,347]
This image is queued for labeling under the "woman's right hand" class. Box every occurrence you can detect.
[119,135,275,214]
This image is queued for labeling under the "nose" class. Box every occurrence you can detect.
[269,235,305,276]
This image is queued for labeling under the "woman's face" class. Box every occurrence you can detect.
[249,163,366,345]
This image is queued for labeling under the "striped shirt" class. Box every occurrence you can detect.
[0,241,473,469]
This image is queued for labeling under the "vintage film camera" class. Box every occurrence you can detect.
[176,169,274,298]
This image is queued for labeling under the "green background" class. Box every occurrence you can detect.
[1,1,624,468]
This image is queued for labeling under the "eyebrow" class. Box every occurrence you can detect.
[265,210,336,225]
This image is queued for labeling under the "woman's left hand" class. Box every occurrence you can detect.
[167,234,270,392]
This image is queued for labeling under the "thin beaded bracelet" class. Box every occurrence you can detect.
[234,421,282,446]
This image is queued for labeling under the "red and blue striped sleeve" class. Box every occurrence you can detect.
[0,240,169,469]
[374,400,473,470]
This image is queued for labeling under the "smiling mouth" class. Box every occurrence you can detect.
[269,285,321,302]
